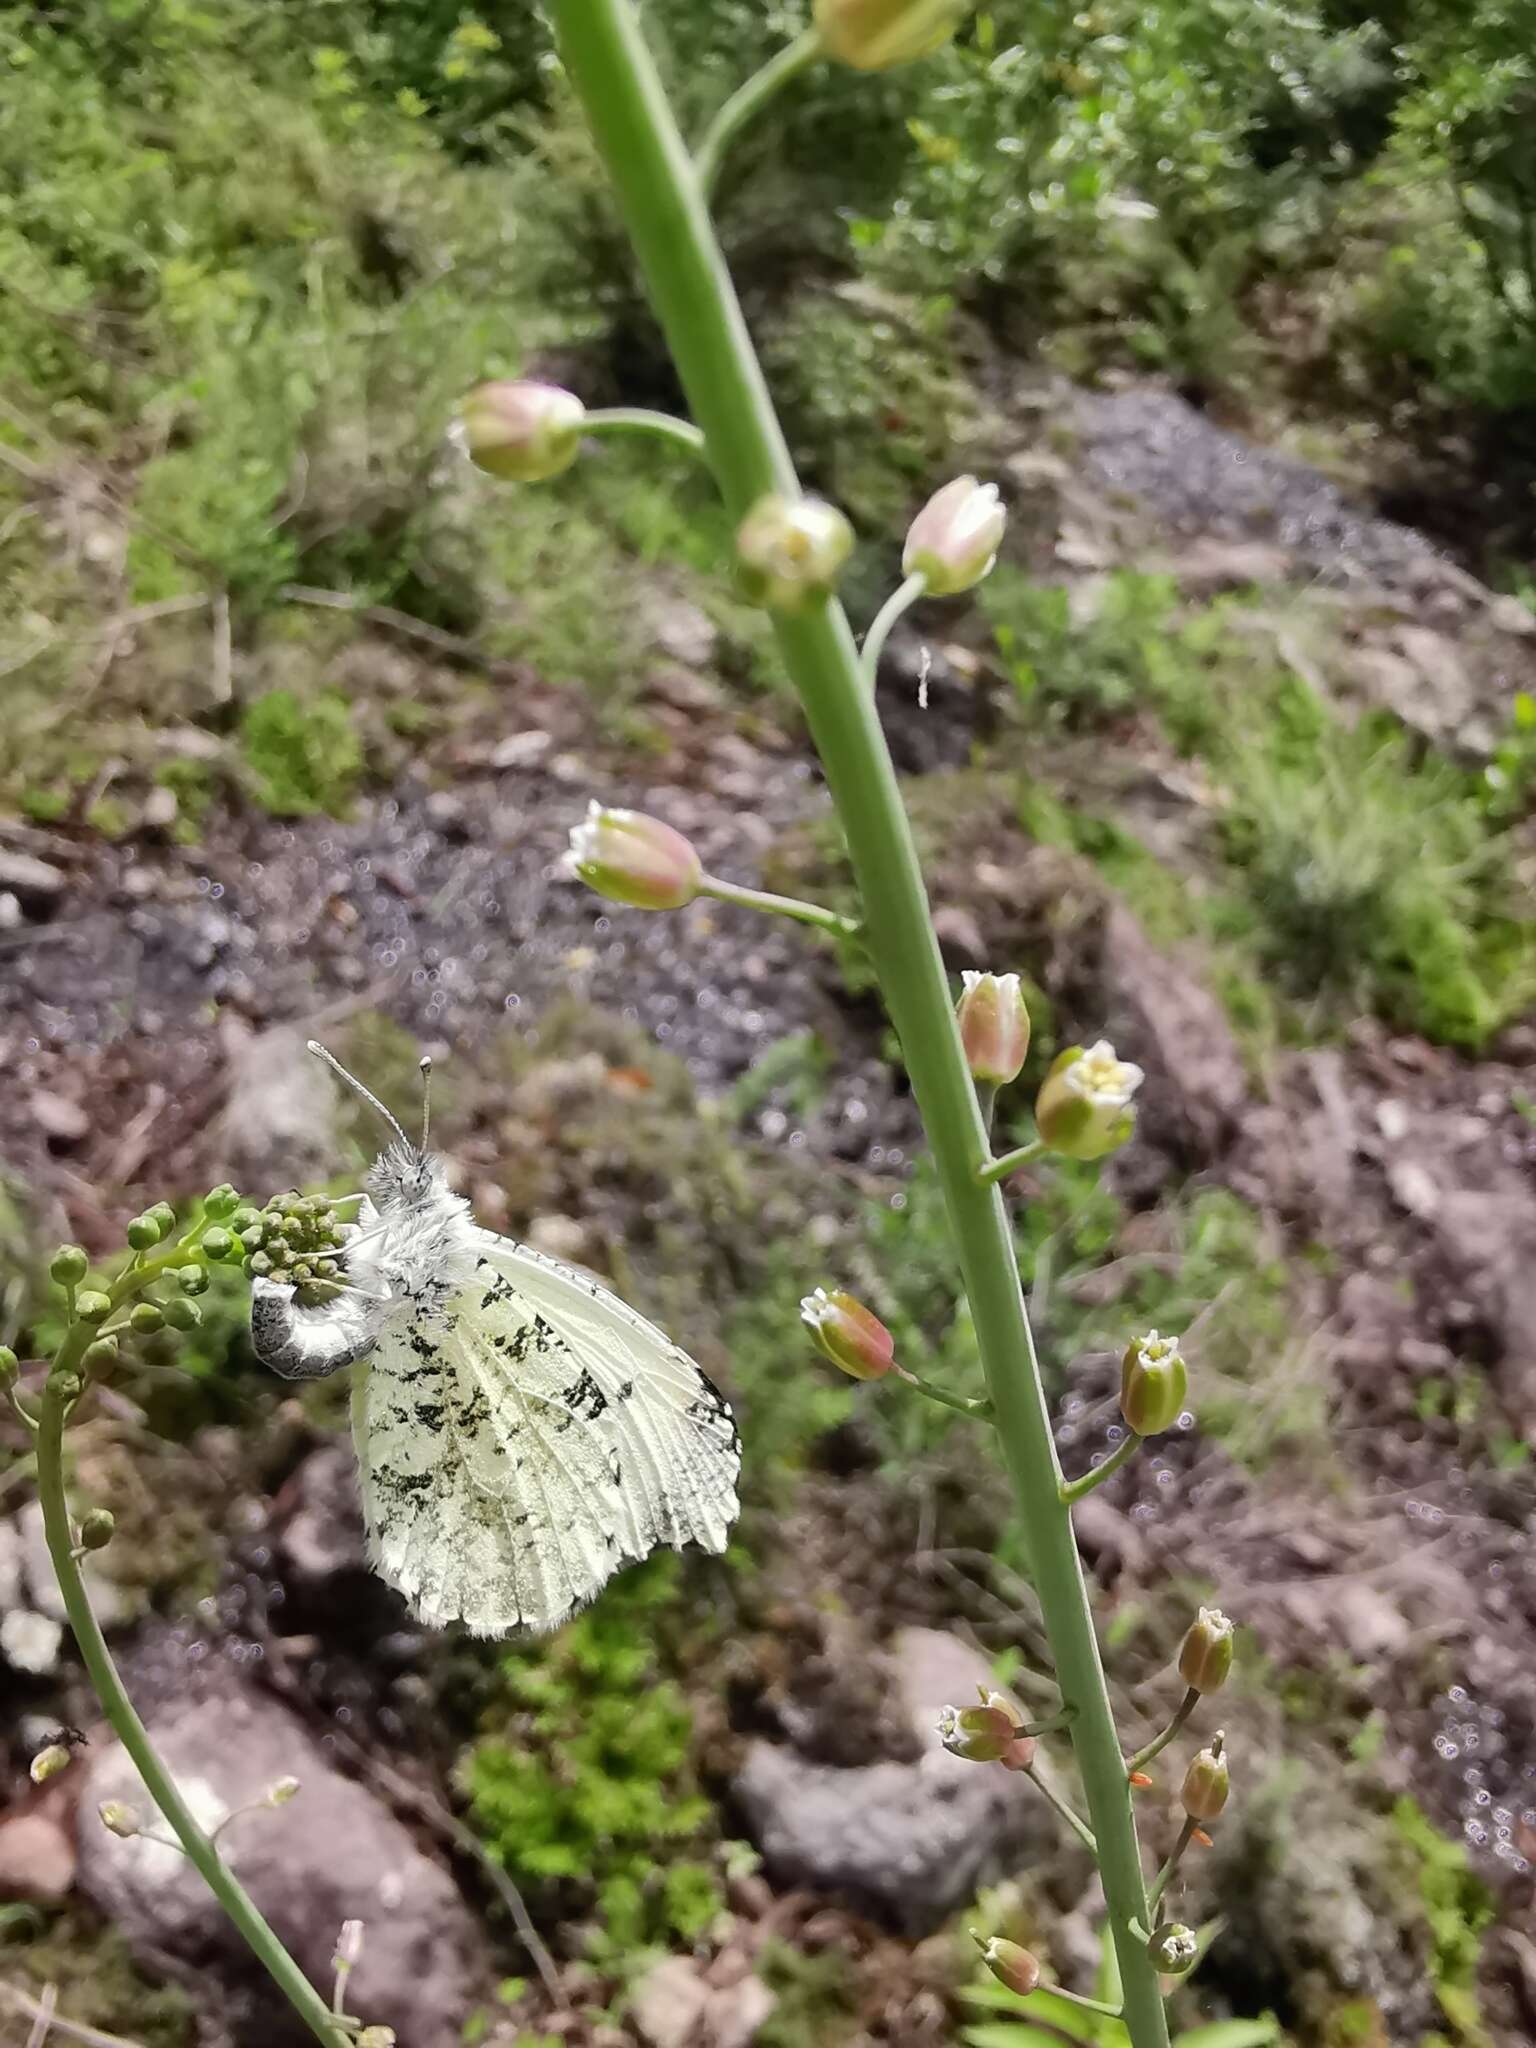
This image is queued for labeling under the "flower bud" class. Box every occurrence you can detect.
[956,971,1030,1086]
[129,1302,164,1334]
[204,1184,239,1220]
[80,1509,115,1551]
[1119,1329,1187,1437]
[81,1338,119,1378]
[904,476,1005,595]
[50,1246,88,1288]
[1182,1735,1230,1822]
[815,0,969,70]
[799,1287,895,1380]
[358,2031,397,2048]
[126,1213,164,1251]
[0,1346,18,1388]
[201,1226,236,1262]
[736,492,853,611]
[334,1920,366,1971]
[1148,1922,1198,1975]
[52,1371,82,1403]
[98,1800,142,1838]
[565,802,704,912]
[163,1297,202,1332]
[1033,1041,1144,1161]
[30,1744,71,1784]
[971,1932,1041,1999]
[1178,1608,1234,1696]
[176,1265,209,1296]
[457,379,585,483]
[938,1687,1031,1765]
[265,1775,301,1806]
[74,1291,112,1326]
[147,1201,176,1235]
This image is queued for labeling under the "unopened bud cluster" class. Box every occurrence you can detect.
[800,1287,895,1380]
[236,1193,347,1306]
[938,1686,1036,1771]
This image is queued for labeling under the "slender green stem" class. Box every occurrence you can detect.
[1126,1688,1200,1777]
[893,1365,993,1420]
[1023,1762,1098,1857]
[1060,1430,1141,1507]
[547,10,1169,2043]
[861,570,927,689]
[1049,1986,1128,2021]
[694,28,823,196]
[700,872,859,939]
[35,1304,349,2048]
[981,1137,1046,1183]
[1147,1817,1198,1916]
[581,407,708,460]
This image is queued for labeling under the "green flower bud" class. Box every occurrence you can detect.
[971,1932,1041,1998]
[163,1297,202,1332]
[0,1346,18,1387]
[1182,1734,1230,1822]
[1034,1041,1144,1161]
[265,1775,301,1806]
[201,1226,236,1262]
[565,803,705,912]
[147,1202,176,1236]
[126,1213,164,1250]
[30,1744,72,1784]
[799,1287,895,1380]
[458,379,586,484]
[176,1265,209,1296]
[129,1302,165,1334]
[737,491,854,611]
[357,2030,397,2048]
[248,1251,274,1279]
[204,1184,239,1219]
[74,1290,112,1326]
[98,1800,141,1839]
[239,1226,265,1253]
[1119,1330,1188,1437]
[231,1205,261,1233]
[81,1338,119,1378]
[938,1687,1036,1769]
[1148,1922,1199,1975]
[50,1246,89,1288]
[1178,1608,1235,1695]
[80,1509,115,1551]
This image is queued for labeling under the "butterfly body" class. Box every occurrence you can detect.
[251,1071,740,1637]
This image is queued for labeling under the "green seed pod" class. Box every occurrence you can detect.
[1178,1608,1235,1696]
[81,1338,119,1378]
[128,1302,165,1334]
[80,1509,115,1551]
[126,1213,164,1250]
[201,1226,236,1262]
[147,1201,176,1236]
[204,1184,239,1219]
[176,1265,210,1296]
[1120,1330,1188,1437]
[74,1290,112,1326]
[1182,1736,1230,1822]
[50,1245,89,1288]
[163,1297,202,1332]
[0,1346,18,1387]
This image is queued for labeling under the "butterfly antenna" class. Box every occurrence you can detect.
[419,1054,434,1150]
[307,1041,410,1149]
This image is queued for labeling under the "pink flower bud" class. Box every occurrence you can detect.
[566,802,704,911]
[456,380,586,483]
[1177,1607,1234,1695]
[938,1686,1028,1764]
[737,493,854,611]
[1034,1040,1143,1160]
[800,1287,894,1380]
[903,476,1006,595]
[956,970,1030,1085]
[1181,1734,1230,1822]
[815,0,970,71]
[1119,1329,1187,1437]
[971,1932,1041,1998]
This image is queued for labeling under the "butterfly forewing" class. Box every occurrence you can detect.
[352,1236,739,1636]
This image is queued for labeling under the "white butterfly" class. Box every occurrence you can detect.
[249,1043,740,1636]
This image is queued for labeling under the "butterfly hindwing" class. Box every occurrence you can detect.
[352,1235,738,1636]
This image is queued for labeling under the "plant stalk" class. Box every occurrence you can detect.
[694,28,822,195]
[861,570,927,688]
[548,7,1169,2042]
[1060,1430,1141,1507]
[36,1324,349,2048]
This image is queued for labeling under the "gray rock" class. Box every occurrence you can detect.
[77,1672,489,2047]
[733,1628,1061,1933]
[631,1955,774,2048]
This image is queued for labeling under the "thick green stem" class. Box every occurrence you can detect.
[861,570,927,688]
[1060,1430,1141,1507]
[694,28,822,196]
[36,1318,348,2048]
[548,9,1169,2043]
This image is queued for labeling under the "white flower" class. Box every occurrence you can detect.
[1061,1039,1144,1111]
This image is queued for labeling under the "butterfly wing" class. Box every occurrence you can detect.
[352,1234,739,1637]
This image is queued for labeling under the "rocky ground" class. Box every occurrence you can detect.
[0,380,1533,2048]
